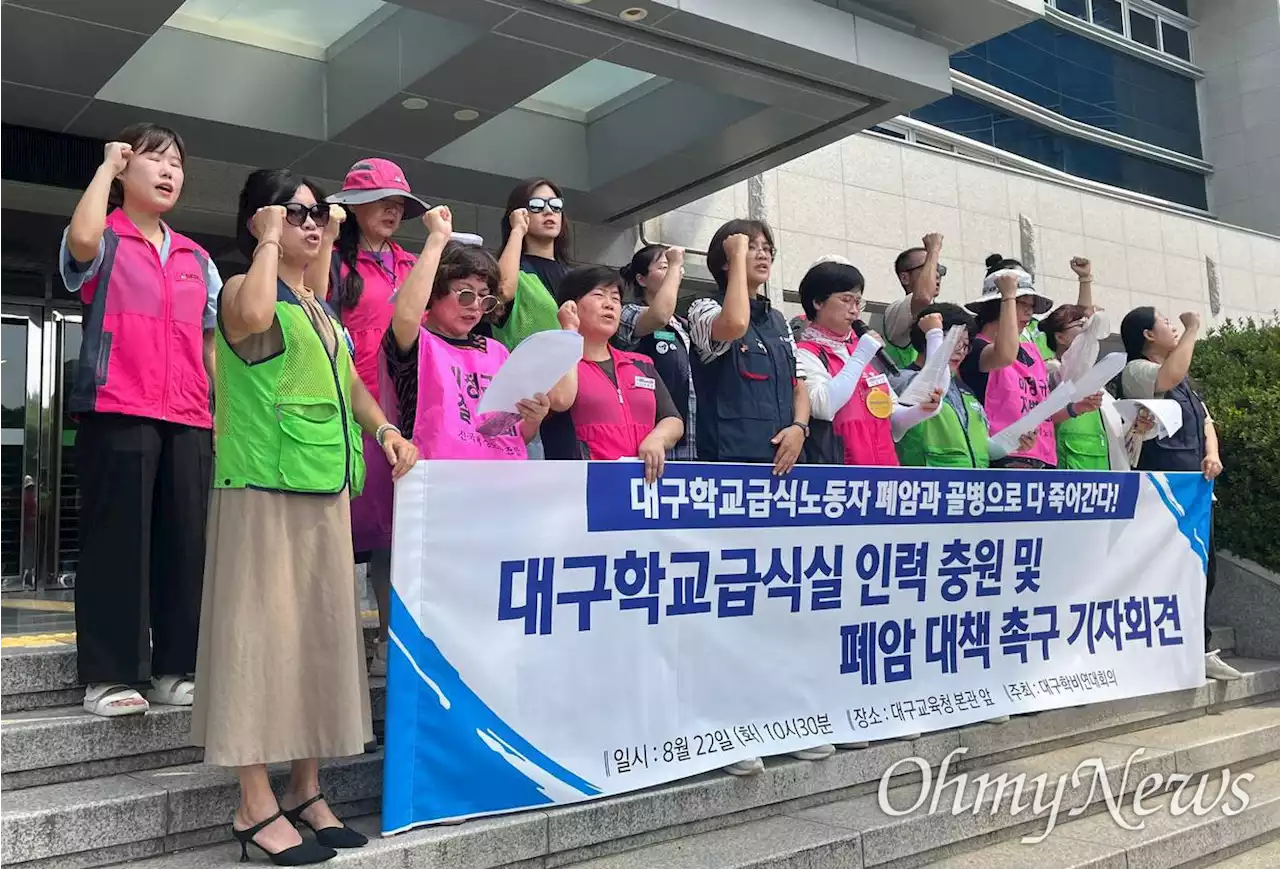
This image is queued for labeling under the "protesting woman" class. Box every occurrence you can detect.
[494,178,572,351]
[542,266,682,479]
[192,169,418,865]
[794,259,939,466]
[687,220,810,475]
[616,243,698,459]
[1120,306,1240,682]
[381,206,556,458]
[959,256,1101,469]
[305,158,430,677]
[60,123,219,717]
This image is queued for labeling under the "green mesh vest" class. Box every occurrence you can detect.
[881,341,919,370]
[896,386,991,469]
[214,283,365,496]
[492,271,560,351]
[1055,409,1110,470]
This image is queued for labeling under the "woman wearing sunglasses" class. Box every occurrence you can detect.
[381,206,557,460]
[494,178,572,352]
[59,122,219,717]
[305,158,430,679]
[192,168,418,866]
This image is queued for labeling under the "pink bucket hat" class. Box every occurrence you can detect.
[327,158,429,218]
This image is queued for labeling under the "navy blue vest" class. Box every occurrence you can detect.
[691,297,795,463]
[633,319,693,456]
[1137,377,1207,472]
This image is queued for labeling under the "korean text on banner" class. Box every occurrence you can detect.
[382,461,1212,834]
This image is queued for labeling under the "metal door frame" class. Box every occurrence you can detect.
[1,302,46,591]
[41,308,81,589]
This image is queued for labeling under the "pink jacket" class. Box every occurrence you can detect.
[71,209,213,428]
[331,242,417,402]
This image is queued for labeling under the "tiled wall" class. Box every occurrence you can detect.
[1194,0,1280,236]
[651,132,1280,324]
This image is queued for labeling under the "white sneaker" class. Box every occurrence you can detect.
[790,744,836,761]
[369,640,388,677]
[837,741,869,750]
[723,757,764,776]
[1205,650,1243,682]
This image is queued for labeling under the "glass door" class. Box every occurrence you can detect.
[42,310,81,589]
[2,304,44,591]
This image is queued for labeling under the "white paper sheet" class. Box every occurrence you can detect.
[897,325,965,406]
[1112,399,1184,441]
[1059,311,1111,385]
[988,352,1127,459]
[477,330,583,415]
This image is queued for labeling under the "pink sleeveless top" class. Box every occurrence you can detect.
[383,328,526,460]
[980,339,1057,466]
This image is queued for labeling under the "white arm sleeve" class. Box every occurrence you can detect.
[799,336,879,421]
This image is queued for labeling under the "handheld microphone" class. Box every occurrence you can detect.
[852,319,900,376]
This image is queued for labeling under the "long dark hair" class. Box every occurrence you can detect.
[500,178,570,263]
[620,243,667,300]
[331,216,365,318]
[235,169,326,259]
[1121,306,1158,361]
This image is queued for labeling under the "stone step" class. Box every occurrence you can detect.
[0,679,387,790]
[0,626,1242,713]
[44,694,1280,869]
[917,755,1280,869]
[4,657,1277,869]
[1201,836,1280,868]
[0,626,383,713]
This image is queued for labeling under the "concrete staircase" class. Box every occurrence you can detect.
[4,626,1280,869]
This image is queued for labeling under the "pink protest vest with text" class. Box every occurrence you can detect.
[71,209,213,428]
[330,242,417,402]
[979,338,1057,466]
[797,341,899,467]
[386,328,526,460]
[567,348,660,460]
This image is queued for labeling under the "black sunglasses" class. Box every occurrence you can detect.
[527,196,564,214]
[906,262,947,279]
[283,203,331,228]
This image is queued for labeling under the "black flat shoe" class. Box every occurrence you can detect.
[284,793,369,850]
[232,810,336,865]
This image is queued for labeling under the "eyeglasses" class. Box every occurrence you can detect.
[906,262,948,279]
[748,242,776,259]
[527,196,564,214]
[452,287,499,312]
[283,203,331,228]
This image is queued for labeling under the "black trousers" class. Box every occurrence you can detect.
[75,413,212,684]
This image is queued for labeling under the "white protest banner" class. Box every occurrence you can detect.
[382,461,1211,834]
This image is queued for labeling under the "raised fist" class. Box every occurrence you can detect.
[508,207,530,236]
[102,142,133,177]
[557,300,580,332]
[250,205,286,245]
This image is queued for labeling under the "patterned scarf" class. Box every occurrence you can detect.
[799,321,854,357]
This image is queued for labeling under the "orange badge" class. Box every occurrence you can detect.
[866,388,893,419]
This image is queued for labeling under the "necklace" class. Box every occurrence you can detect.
[362,236,398,289]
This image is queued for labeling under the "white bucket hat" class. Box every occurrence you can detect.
[965,267,1053,316]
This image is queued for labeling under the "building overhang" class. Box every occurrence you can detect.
[2,0,1043,224]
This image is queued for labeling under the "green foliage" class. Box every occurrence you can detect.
[1191,315,1280,572]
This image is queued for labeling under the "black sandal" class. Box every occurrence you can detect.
[231,810,336,865]
[283,793,369,850]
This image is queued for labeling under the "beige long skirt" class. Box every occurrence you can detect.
[190,487,373,767]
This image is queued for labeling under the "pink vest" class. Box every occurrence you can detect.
[797,340,899,467]
[382,328,526,460]
[980,338,1058,466]
[569,348,659,460]
[332,243,417,403]
[71,209,213,428]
